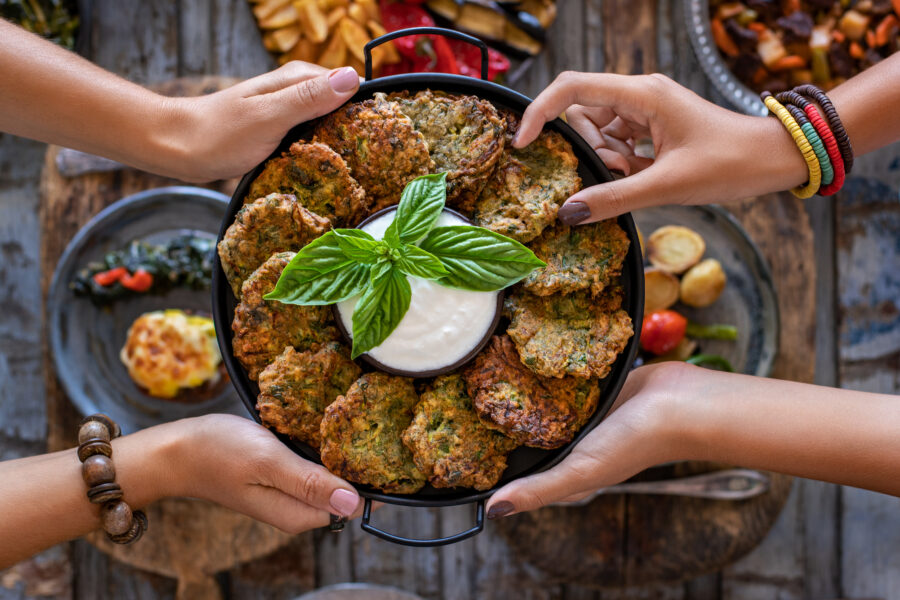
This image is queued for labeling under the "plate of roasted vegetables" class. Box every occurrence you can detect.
[687,0,899,115]
[48,187,245,433]
[247,0,558,83]
[633,205,778,376]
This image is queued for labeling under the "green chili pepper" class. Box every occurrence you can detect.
[685,322,738,341]
[686,354,735,372]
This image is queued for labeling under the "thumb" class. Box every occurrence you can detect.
[486,452,603,519]
[264,441,362,517]
[557,158,685,224]
[264,66,360,130]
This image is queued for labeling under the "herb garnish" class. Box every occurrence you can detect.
[265,172,545,358]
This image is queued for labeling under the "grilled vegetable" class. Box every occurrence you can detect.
[679,258,727,307]
[644,267,680,314]
[641,309,688,356]
[647,225,706,274]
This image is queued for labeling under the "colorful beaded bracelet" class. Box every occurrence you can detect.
[783,103,834,186]
[78,415,148,544]
[761,93,821,199]
[777,90,846,196]
[792,84,854,174]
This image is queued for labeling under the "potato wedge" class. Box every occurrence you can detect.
[427,0,461,19]
[647,225,706,274]
[269,26,301,52]
[339,16,370,62]
[367,20,401,64]
[278,37,318,64]
[253,0,291,21]
[346,54,366,76]
[296,0,329,43]
[348,3,367,25]
[318,0,349,9]
[644,268,680,314]
[326,6,347,28]
[260,3,299,29]
[356,0,379,22]
[680,258,727,307]
[317,31,348,69]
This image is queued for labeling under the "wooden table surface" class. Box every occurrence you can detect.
[1,1,898,599]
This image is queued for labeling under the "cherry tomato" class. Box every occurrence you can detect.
[92,266,128,287]
[119,268,154,293]
[641,310,688,355]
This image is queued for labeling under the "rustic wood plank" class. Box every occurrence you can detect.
[210,0,274,78]
[0,545,71,600]
[312,525,355,587]
[72,540,176,600]
[515,0,587,99]
[603,0,657,75]
[178,0,213,76]
[226,534,317,599]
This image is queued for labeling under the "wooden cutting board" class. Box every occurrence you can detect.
[39,76,298,600]
[495,192,814,584]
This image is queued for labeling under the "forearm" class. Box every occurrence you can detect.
[676,367,900,495]
[0,424,180,568]
[0,21,186,175]
[830,52,900,157]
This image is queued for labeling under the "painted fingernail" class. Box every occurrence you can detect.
[329,488,359,516]
[487,501,515,520]
[558,201,591,226]
[329,67,359,93]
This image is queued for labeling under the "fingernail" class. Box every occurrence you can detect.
[558,201,591,226]
[329,488,359,516]
[329,67,359,93]
[487,501,515,520]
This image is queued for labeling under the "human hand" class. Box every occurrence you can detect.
[485,362,698,519]
[514,72,809,224]
[159,414,362,533]
[160,62,360,183]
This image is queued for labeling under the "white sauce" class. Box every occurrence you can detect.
[337,209,500,373]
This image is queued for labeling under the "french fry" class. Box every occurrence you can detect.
[326,6,347,28]
[260,3,299,29]
[296,0,329,43]
[348,3,368,25]
[318,0,349,10]
[317,31,349,69]
[262,31,280,52]
[339,16,371,62]
[367,20,400,63]
[356,0,380,22]
[253,0,291,21]
[271,26,301,52]
[347,53,366,77]
[279,37,319,64]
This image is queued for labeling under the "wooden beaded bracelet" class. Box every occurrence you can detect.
[78,415,148,544]
[777,90,846,196]
[761,92,822,199]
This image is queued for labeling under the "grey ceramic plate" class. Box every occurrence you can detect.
[48,187,244,434]
[684,0,767,116]
[633,204,778,377]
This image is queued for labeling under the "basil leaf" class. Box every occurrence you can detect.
[333,229,384,264]
[264,262,370,305]
[370,259,393,283]
[351,267,411,358]
[383,172,447,246]
[394,244,448,281]
[290,231,355,274]
[419,225,546,291]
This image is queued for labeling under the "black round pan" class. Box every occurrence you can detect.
[212,27,644,547]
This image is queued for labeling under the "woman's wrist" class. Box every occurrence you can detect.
[111,420,187,508]
[740,114,810,196]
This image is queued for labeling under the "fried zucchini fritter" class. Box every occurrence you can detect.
[523,220,630,297]
[319,372,427,494]
[232,252,340,380]
[247,142,368,227]
[391,90,506,213]
[474,111,582,243]
[504,287,633,380]
[218,193,330,297]
[463,336,601,449]
[402,374,517,490]
[257,342,361,448]
[313,95,434,211]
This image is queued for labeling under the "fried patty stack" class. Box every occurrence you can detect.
[220,89,635,492]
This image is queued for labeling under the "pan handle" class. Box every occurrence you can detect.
[360,498,485,547]
[364,26,490,81]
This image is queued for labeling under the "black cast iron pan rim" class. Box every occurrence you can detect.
[330,205,506,379]
[211,71,645,511]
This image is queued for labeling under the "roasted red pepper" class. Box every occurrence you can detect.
[641,309,688,355]
[379,1,461,74]
[92,266,128,287]
[119,268,154,292]
[447,39,510,81]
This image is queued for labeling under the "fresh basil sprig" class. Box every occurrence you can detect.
[265,172,545,359]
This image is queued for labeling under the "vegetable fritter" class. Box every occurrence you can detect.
[257,342,361,449]
[232,252,340,380]
[247,142,369,227]
[391,90,506,213]
[218,193,329,297]
[402,374,518,490]
[504,287,633,379]
[523,220,630,297]
[463,336,601,449]
[474,111,581,243]
[313,95,434,211]
[319,373,427,494]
